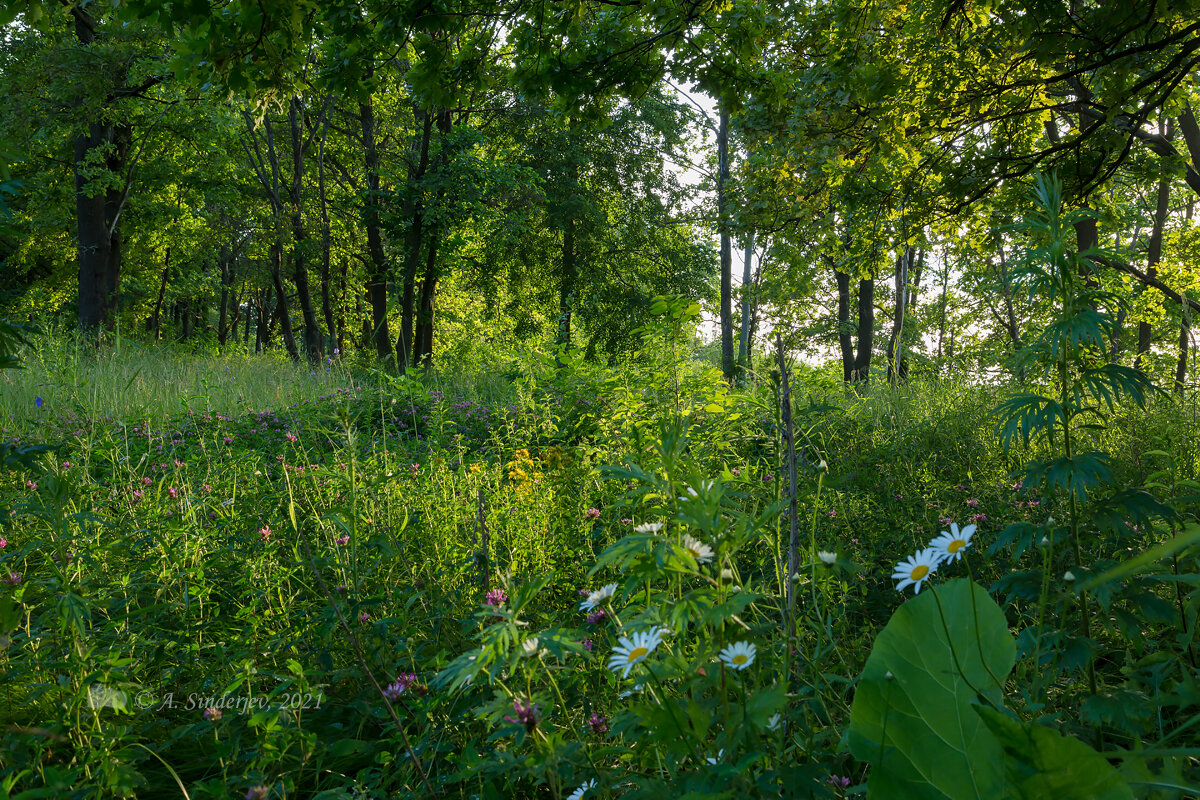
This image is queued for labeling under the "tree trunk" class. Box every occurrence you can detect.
[1178,200,1194,394]
[75,120,129,331]
[887,247,910,383]
[317,98,335,350]
[717,100,734,381]
[557,212,577,349]
[271,242,300,361]
[835,266,854,383]
[218,252,230,349]
[413,233,440,367]
[359,89,392,363]
[737,231,755,373]
[288,98,323,361]
[853,277,874,382]
[1136,166,1171,371]
[398,107,434,371]
[148,250,169,340]
[937,254,949,362]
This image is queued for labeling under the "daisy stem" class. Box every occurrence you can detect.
[643,662,704,766]
[961,555,1006,693]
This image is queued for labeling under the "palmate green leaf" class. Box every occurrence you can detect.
[991,393,1063,449]
[975,707,1133,800]
[844,579,1015,800]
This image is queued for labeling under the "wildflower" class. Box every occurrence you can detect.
[827,775,851,788]
[587,610,607,625]
[142,477,152,486]
[719,568,734,582]
[204,707,222,722]
[168,487,177,499]
[825,509,837,519]
[484,588,507,606]
[2,573,22,587]
[966,498,979,507]
[582,637,594,651]
[620,517,632,524]
[223,437,234,445]
[608,629,664,678]
[1063,571,1076,582]
[1011,481,1023,491]
[520,637,541,657]
[706,748,725,765]
[335,535,349,546]
[244,787,270,800]
[505,697,540,731]
[382,673,417,700]
[35,396,43,408]
[567,779,597,800]
[969,513,987,524]
[587,713,607,734]
[585,508,601,520]
[633,522,663,533]
[132,490,144,502]
[0,538,6,548]
[818,550,837,565]
[891,548,940,594]
[718,641,756,670]
[358,611,371,624]
[259,526,272,541]
[929,523,977,563]
[766,713,783,731]
[681,534,714,564]
[24,481,36,490]
[580,583,618,612]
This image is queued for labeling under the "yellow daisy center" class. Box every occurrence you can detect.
[627,646,649,661]
[947,539,965,553]
[911,564,930,581]
[688,547,700,557]
[732,654,748,665]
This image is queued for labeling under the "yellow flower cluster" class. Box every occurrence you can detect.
[506,449,543,495]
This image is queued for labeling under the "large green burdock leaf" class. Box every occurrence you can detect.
[844,578,1016,800]
[975,707,1133,800]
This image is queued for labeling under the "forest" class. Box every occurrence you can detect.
[1,1,1200,798]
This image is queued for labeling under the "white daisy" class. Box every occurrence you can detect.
[892,548,940,594]
[520,637,540,657]
[766,713,783,731]
[608,629,664,678]
[818,550,837,565]
[705,748,725,765]
[718,641,756,670]
[681,534,714,564]
[579,583,618,611]
[928,523,976,563]
[566,779,596,800]
[634,522,663,534]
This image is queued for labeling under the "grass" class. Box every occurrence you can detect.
[0,335,1197,799]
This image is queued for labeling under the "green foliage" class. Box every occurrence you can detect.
[845,579,1015,800]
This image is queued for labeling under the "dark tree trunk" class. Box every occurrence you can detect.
[557,212,577,349]
[148,249,169,340]
[218,252,230,348]
[75,120,129,330]
[853,277,874,382]
[1178,200,1195,394]
[271,242,300,361]
[398,107,434,371]
[287,99,323,361]
[1136,168,1171,371]
[887,247,911,383]
[359,90,392,363]
[413,233,440,367]
[717,100,734,381]
[834,266,854,383]
[317,99,335,348]
[937,254,949,362]
[738,230,755,372]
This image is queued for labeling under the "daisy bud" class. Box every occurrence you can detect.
[1063,571,1076,582]
[817,459,828,471]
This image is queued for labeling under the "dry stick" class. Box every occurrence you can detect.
[776,333,800,638]
[295,527,435,796]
